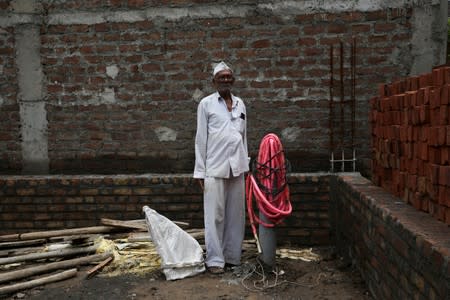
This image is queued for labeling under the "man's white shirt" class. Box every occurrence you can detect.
[194,92,249,179]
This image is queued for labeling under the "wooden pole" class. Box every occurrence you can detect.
[0,269,77,295]
[0,239,46,249]
[85,256,113,278]
[0,252,112,284]
[101,218,147,231]
[0,245,98,266]
[0,226,118,242]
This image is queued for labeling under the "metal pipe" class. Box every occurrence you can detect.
[258,213,276,270]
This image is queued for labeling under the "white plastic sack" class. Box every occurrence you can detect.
[142,205,205,280]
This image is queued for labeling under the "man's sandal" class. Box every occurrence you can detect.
[208,266,224,275]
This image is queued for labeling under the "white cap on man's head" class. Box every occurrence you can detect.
[213,61,232,76]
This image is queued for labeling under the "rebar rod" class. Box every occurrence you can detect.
[339,41,344,153]
[329,45,334,171]
[351,38,356,172]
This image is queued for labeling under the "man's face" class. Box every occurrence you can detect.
[213,70,234,93]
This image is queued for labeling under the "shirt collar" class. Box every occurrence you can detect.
[216,92,238,108]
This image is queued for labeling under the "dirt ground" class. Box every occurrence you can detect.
[2,247,372,300]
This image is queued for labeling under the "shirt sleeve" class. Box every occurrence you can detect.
[193,100,208,179]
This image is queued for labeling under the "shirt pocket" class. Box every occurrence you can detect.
[231,116,245,134]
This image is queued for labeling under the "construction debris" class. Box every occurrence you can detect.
[0,216,318,296]
[0,269,78,295]
[276,248,321,262]
[0,216,207,296]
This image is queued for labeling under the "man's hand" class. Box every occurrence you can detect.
[197,179,204,191]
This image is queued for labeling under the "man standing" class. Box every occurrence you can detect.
[194,61,249,274]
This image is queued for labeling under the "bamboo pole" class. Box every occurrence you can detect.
[0,252,112,284]
[0,226,118,242]
[101,218,147,231]
[0,246,44,258]
[0,245,98,266]
[0,239,46,249]
[0,269,77,295]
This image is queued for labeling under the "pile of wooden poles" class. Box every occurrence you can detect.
[0,218,205,297]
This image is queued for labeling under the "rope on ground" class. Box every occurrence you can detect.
[238,259,327,293]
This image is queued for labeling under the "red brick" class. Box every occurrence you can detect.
[438,186,448,206]
[430,87,441,109]
[419,73,432,88]
[251,39,271,48]
[445,207,450,224]
[438,126,447,146]
[441,147,450,165]
[444,67,450,84]
[47,84,63,93]
[438,166,450,186]
[430,109,440,126]
[351,24,371,33]
[94,23,110,32]
[128,0,145,7]
[428,164,440,185]
[432,68,445,86]
[441,85,449,105]
[374,23,397,33]
[447,125,450,146]
[328,24,347,34]
[438,105,449,125]
[419,105,430,124]
[412,192,422,210]
[426,181,438,199]
[303,25,326,35]
[428,147,441,164]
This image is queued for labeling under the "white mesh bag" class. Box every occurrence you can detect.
[142,205,205,280]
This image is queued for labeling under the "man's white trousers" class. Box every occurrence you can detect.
[203,174,245,268]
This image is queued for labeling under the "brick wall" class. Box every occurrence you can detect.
[1,172,448,299]
[333,174,450,300]
[1,2,428,175]
[0,25,20,173]
[370,66,450,225]
[0,173,332,246]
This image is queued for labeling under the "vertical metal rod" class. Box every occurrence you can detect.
[340,41,345,171]
[353,149,356,172]
[352,38,356,154]
[351,38,357,172]
[329,45,334,172]
[331,152,334,173]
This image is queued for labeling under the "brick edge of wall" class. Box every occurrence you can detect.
[333,173,450,300]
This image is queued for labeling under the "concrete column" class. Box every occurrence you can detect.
[410,0,448,75]
[14,1,48,174]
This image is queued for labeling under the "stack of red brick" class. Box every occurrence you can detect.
[370,66,450,224]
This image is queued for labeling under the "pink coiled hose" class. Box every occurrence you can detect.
[246,133,292,248]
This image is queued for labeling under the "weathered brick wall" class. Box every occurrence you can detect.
[0,173,332,246]
[0,26,20,173]
[2,172,448,300]
[370,66,450,225]
[332,174,450,300]
[0,104,21,171]
[3,1,444,176]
